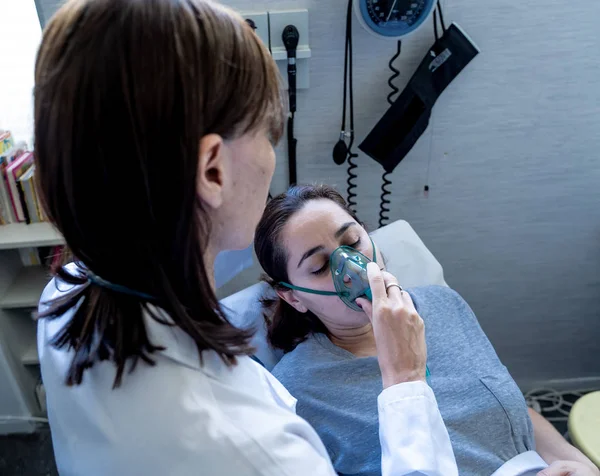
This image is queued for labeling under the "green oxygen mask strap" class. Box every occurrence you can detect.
[371,236,377,264]
[278,282,343,296]
[278,236,377,296]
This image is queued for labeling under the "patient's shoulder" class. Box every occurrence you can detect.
[271,334,330,385]
[409,285,483,334]
[409,284,463,303]
[410,285,499,361]
[410,285,474,316]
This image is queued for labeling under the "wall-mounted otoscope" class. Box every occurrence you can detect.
[283,25,300,186]
[282,25,299,113]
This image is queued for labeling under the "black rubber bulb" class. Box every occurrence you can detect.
[333,140,348,165]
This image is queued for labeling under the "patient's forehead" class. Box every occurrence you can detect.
[282,199,357,253]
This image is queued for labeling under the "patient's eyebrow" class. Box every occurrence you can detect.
[334,222,356,239]
[298,245,325,269]
[297,223,357,269]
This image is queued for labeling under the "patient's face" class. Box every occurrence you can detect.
[280,199,383,331]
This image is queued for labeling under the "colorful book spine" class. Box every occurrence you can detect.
[0,142,34,226]
[16,179,31,224]
[19,166,40,223]
[32,178,46,222]
[0,158,7,224]
[6,151,34,222]
[18,247,41,266]
[0,131,13,154]
[50,245,64,271]
[0,153,16,224]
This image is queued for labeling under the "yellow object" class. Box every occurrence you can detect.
[569,391,600,468]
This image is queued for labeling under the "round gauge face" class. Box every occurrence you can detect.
[357,0,435,38]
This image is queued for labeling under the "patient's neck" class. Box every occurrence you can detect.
[329,324,377,358]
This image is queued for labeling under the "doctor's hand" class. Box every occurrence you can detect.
[356,262,427,389]
[538,461,600,476]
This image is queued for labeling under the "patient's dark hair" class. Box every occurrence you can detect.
[254,185,362,353]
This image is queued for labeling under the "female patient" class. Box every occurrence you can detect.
[254,184,597,476]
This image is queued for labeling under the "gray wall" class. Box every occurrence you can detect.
[38,0,600,388]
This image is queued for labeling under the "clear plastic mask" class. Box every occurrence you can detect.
[330,246,373,312]
[279,237,377,312]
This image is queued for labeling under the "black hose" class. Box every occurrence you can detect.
[434,1,446,40]
[437,1,447,33]
[346,142,358,212]
[379,40,402,228]
[288,115,297,185]
[378,172,392,228]
[344,0,358,212]
[386,41,402,105]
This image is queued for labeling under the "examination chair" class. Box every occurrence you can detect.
[220,220,447,371]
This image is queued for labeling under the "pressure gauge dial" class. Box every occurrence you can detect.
[354,0,436,38]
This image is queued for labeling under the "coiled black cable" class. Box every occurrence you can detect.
[379,172,392,227]
[346,141,358,211]
[386,41,401,105]
[379,40,402,228]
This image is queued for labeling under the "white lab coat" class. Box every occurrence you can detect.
[38,275,458,476]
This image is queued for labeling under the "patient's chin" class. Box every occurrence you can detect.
[315,304,369,329]
[343,308,371,325]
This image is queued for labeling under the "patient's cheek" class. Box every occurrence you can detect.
[306,296,334,316]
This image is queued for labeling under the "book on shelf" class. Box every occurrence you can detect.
[0,131,17,224]
[19,166,41,223]
[0,130,45,226]
[0,131,13,153]
[0,158,12,224]
[18,245,64,268]
[18,247,41,266]
[6,151,34,223]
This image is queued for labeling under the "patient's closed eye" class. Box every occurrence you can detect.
[350,238,361,248]
[312,261,329,275]
[311,238,361,275]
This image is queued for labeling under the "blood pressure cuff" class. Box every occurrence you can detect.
[359,23,479,173]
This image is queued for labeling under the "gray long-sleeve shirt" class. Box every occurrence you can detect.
[272,286,535,476]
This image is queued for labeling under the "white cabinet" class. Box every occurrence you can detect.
[0,222,63,434]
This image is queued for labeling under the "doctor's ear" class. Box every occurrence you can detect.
[196,134,226,209]
[276,289,308,313]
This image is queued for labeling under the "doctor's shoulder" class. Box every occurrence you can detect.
[37,272,322,475]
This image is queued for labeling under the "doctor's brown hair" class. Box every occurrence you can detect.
[255,185,363,353]
[34,0,283,387]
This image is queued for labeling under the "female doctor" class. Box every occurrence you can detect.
[34,0,456,474]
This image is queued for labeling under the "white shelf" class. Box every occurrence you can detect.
[21,343,39,366]
[0,266,51,309]
[0,223,63,250]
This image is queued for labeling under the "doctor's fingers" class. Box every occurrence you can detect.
[380,271,402,301]
[380,271,416,311]
[358,264,388,321]
[365,262,387,302]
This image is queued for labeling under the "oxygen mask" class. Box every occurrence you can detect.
[279,237,377,312]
